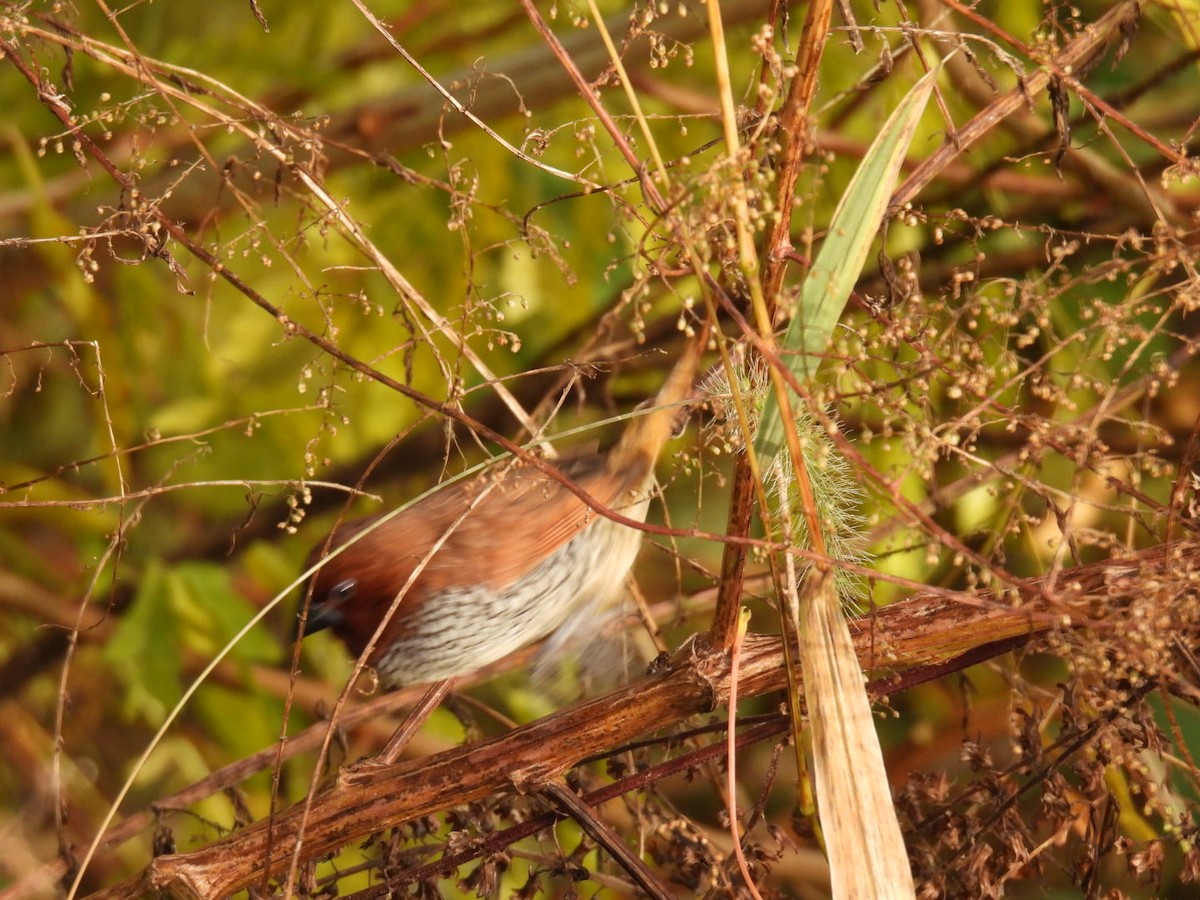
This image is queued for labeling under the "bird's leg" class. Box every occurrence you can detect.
[375,678,455,766]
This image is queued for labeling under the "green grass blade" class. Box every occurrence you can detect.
[755,65,939,461]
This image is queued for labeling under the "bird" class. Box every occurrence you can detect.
[299,335,704,689]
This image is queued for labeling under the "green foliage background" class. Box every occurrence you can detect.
[2,0,1199,896]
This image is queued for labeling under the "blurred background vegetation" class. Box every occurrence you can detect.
[2,0,1199,897]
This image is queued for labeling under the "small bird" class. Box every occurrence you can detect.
[300,336,703,688]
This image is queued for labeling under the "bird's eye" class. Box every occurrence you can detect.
[328,578,358,604]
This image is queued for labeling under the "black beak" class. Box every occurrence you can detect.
[297,602,345,639]
[295,577,356,640]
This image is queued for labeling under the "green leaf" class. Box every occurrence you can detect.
[104,561,183,725]
[194,684,284,765]
[755,65,940,461]
[172,561,279,665]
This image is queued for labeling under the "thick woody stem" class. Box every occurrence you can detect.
[80,539,1197,900]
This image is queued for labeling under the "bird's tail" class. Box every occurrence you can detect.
[604,324,708,481]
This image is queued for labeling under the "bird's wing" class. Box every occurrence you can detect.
[407,457,632,591]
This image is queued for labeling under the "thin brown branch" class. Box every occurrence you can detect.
[540,781,675,900]
[709,452,758,647]
[893,1,1145,208]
